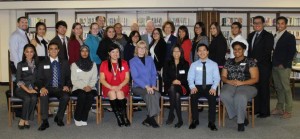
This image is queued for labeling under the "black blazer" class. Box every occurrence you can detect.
[272,31,297,68]
[163,59,190,94]
[208,34,227,66]
[149,39,167,71]
[37,57,72,89]
[247,29,274,67]
[124,43,135,62]
[165,35,177,61]
[97,38,114,61]
[50,35,70,61]
[16,61,38,88]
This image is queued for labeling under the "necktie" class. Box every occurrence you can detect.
[253,32,259,46]
[52,60,59,87]
[61,38,68,60]
[41,39,48,56]
[202,62,206,89]
[25,32,30,44]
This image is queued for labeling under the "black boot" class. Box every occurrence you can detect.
[119,99,131,127]
[109,99,124,127]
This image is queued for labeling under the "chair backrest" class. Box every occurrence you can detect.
[8,50,14,97]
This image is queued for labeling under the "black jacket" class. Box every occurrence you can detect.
[50,35,70,61]
[16,61,38,88]
[208,34,227,66]
[124,43,135,62]
[97,38,114,61]
[37,57,72,89]
[247,29,274,67]
[163,59,190,94]
[272,31,296,68]
[149,39,167,71]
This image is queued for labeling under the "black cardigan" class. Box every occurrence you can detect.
[97,38,114,61]
[149,38,167,71]
[208,34,227,66]
[163,59,190,94]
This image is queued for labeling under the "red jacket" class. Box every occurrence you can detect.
[181,39,192,65]
[68,39,81,65]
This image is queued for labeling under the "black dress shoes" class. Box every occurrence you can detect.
[54,116,65,126]
[257,114,270,118]
[174,121,183,128]
[38,122,49,131]
[24,124,30,129]
[244,119,249,126]
[189,120,199,129]
[142,117,151,127]
[18,120,25,130]
[208,122,218,131]
[238,123,245,132]
[166,114,175,125]
[149,116,159,128]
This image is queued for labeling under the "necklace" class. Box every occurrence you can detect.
[111,62,118,80]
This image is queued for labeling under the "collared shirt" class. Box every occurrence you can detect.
[50,57,59,63]
[58,34,69,56]
[251,30,262,48]
[9,28,29,68]
[164,34,171,43]
[147,33,152,44]
[36,36,48,57]
[274,29,286,49]
[229,34,249,58]
[187,58,220,90]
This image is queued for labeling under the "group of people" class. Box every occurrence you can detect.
[9,14,296,132]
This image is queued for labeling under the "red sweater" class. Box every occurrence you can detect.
[68,39,81,65]
[181,39,192,65]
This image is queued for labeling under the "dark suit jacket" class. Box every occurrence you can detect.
[124,43,135,62]
[149,39,167,71]
[50,35,70,61]
[97,38,114,61]
[272,31,296,68]
[165,35,177,61]
[163,59,190,94]
[141,34,150,46]
[208,34,227,66]
[16,61,38,88]
[247,30,274,67]
[37,57,72,89]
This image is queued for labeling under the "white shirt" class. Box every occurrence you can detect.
[50,56,59,63]
[164,34,171,43]
[274,29,286,49]
[9,28,29,68]
[147,33,152,44]
[36,36,49,57]
[150,43,157,60]
[229,34,249,58]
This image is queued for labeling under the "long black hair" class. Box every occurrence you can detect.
[35,22,47,45]
[107,43,123,73]
[21,44,38,63]
[128,31,141,44]
[193,22,206,42]
[170,44,185,64]
[177,25,190,45]
[149,28,164,47]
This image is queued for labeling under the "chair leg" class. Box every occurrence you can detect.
[129,96,133,123]
[218,101,221,127]
[99,98,102,123]
[222,104,226,127]
[67,101,71,125]
[188,97,191,125]
[160,97,164,125]
[126,97,130,122]
[8,99,12,127]
[37,98,41,125]
[252,99,255,128]
[96,97,99,124]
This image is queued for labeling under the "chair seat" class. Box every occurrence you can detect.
[101,96,110,100]
[10,96,23,102]
[198,96,220,102]
[70,96,77,100]
[49,97,59,101]
[162,96,189,100]
[132,96,143,100]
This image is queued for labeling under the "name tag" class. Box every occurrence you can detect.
[179,70,185,74]
[240,63,246,66]
[44,65,50,69]
[76,69,83,72]
[22,67,28,71]
[196,67,202,71]
[119,66,125,71]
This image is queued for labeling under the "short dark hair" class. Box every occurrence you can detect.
[276,16,288,24]
[96,16,106,22]
[48,42,59,50]
[162,21,176,34]
[22,44,38,63]
[55,20,67,29]
[253,16,265,23]
[17,16,27,23]
[232,22,242,29]
[232,41,247,50]
[197,43,209,51]
[128,31,141,44]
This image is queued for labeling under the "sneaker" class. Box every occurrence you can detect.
[81,121,87,126]
[281,112,292,119]
[271,108,284,115]
[74,119,82,126]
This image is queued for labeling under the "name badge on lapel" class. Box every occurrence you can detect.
[44,65,50,69]
[22,67,29,71]
[179,70,185,74]
[120,66,125,71]
[167,41,171,44]
[240,63,246,66]
[77,69,83,72]
[196,67,202,71]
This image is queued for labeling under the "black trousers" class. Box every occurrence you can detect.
[40,87,70,120]
[255,64,271,115]
[72,89,96,121]
[190,85,216,123]
[15,88,38,121]
[167,85,185,122]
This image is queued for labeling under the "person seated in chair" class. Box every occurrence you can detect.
[129,40,161,128]
[15,44,39,129]
[71,45,98,126]
[99,43,130,127]
[220,41,259,132]
[187,43,220,131]
[163,45,189,128]
[37,42,72,131]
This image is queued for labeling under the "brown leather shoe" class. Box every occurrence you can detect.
[281,112,292,119]
[271,109,283,115]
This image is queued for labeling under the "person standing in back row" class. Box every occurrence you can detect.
[50,20,69,61]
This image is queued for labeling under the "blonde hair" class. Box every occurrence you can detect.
[134,40,148,57]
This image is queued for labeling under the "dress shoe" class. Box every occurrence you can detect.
[281,112,292,119]
[54,116,58,123]
[24,124,30,129]
[142,117,151,127]
[38,122,49,131]
[238,123,245,132]
[257,114,270,118]
[208,122,218,131]
[174,121,183,128]
[271,108,284,115]
[56,120,65,126]
[149,116,159,128]
[166,114,175,125]
[244,118,249,126]
[189,120,199,129]
[18,120,25,130]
